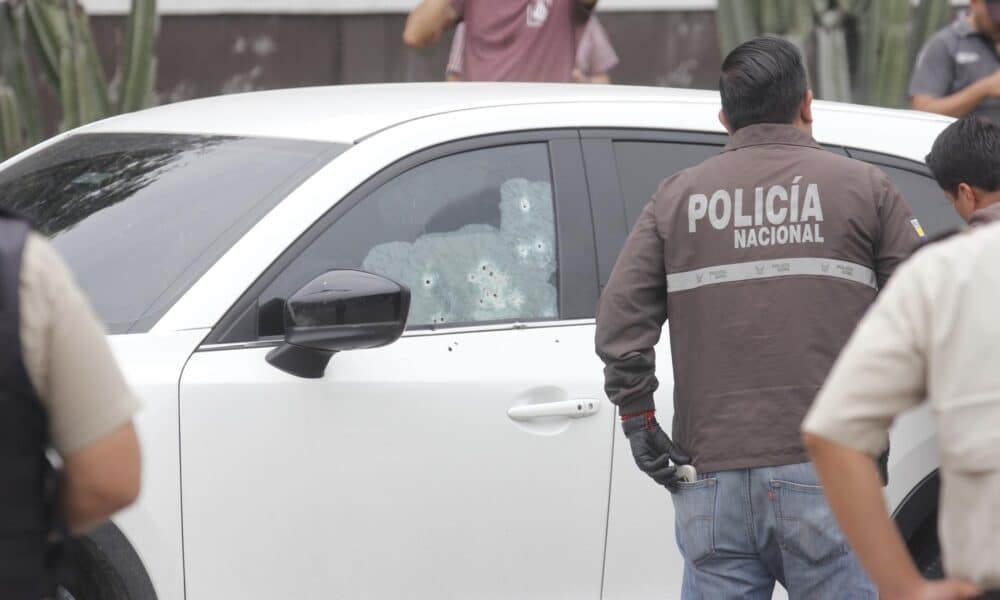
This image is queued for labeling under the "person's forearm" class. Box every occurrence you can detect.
[912,80,990,117]
[403,0,453,48]
[63,482,134,533]
[63,423,141,533]
[804,433,922,599]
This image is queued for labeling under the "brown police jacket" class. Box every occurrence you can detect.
[596,123,922,473]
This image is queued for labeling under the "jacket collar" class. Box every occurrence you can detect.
[722,123,822,153]
[969,202,1000,227]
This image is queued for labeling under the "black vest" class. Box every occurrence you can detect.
[0,213,70,599]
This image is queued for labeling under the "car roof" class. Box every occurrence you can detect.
[78,82,951,145]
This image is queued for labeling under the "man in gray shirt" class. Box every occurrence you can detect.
[910,0,1000,120]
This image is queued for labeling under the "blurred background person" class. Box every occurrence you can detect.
[910,0,1000,119]
[404,0,598,83]
[445,16,618,83]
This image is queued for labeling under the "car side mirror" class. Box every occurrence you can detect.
[265,270,410,378]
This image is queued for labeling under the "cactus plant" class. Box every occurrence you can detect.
[717,0,950,108]
[0,0,157,160]
[119,0,157,113]
[0,85,22,158]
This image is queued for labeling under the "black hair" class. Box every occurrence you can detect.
[719,37,809,132]
[925,115,1000,195]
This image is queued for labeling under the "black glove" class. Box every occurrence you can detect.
[621,410,691,492]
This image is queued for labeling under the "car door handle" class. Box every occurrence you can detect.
[507,399,600,421]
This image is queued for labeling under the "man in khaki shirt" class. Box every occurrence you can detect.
[803,223,1000,599]
[1,212,141,598]
[804,111,1000,600]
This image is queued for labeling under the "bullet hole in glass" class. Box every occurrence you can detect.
[359,177,557,326]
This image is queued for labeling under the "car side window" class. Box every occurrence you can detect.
[872,164,963,237]
[257,143,559,336]
[613,141,722,229]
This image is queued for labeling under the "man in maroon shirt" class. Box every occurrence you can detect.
[445,16,618,83]
[404,0,598,83]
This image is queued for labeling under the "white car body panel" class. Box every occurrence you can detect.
[78,84,722,144]
[3,84,951,599]
[179,323,613,599]
[104,331,209,600]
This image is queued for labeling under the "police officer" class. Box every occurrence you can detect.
[595,37,921,599]
[926,115,1000,227]
[910,0,1000,121]
[1,209,141,599]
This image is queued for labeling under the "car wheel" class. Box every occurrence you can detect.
[909,514,944,580]
[58,536,130,600]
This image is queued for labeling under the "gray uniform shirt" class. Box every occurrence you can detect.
[596,124,921,473]
[910,17,1000,121]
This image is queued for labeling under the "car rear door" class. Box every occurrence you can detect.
[177,131,614,599]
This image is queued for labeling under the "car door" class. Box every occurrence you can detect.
[177,132,614,599]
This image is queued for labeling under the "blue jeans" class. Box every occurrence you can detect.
[671,462,877,599]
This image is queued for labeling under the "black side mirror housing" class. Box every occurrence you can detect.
[266,270,410,378]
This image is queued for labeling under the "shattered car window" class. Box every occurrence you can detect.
[257,143,559,335]
[363,178,557,326]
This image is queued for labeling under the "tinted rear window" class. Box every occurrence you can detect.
[0,133,342,333]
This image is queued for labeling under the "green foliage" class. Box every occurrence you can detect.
[0,0,157,160]
[717,0,951,108]
[120,0,156,113]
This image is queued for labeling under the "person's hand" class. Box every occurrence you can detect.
[981,68,1000,97]
[621,410,691,492]
[885,578,981,600]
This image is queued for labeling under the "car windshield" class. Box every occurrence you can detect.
[0,133,342,333]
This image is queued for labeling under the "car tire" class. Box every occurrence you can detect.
[909,515,944,580]
[58,536,130,600]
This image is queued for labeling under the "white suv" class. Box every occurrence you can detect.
[0,84,955,599]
